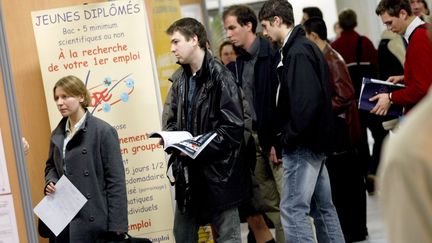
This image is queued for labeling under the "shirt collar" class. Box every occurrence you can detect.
[248,36,260,58]
[278,27,294,68]
[281,27,294,49]
[404,16,425,43]
[65,112,87,134]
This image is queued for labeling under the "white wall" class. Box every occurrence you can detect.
[291,0,339,39]
[205,0,393,47]
[335,0,385,47]
[206,0,339,40]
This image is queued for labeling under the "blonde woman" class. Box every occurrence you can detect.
[43,75,127,242]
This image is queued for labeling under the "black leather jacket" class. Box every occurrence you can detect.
[162,50,249,216]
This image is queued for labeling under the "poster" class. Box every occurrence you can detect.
[0,194,19,243]
[146,0,181,102]
[31,1,174,241]
[0,129,10,195]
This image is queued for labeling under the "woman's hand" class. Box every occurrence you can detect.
[45,182,56,195]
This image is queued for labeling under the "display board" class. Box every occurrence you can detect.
[0,130,19,243]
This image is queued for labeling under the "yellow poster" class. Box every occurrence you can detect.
[146,0,181,102]
[31,1,174,242]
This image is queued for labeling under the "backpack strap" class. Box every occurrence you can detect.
[356,36,363,65]
[166,156,176,186]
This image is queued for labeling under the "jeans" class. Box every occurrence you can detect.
[173,206,241,243]
[280,146,345,243]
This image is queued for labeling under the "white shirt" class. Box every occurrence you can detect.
[63,112,87,161]
[276,27,294,104]
[404,16,425,44]
[277,27,294,68]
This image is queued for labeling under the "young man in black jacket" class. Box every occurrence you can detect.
[259,1,344,242]
[163,17,248,243]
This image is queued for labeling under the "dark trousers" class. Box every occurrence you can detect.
[326,150,368,242]
[358,110,389,175]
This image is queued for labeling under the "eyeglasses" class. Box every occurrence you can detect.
[383,20,393,28]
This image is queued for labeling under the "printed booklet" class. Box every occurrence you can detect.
[149,131,217,159]
[358,77,405,116]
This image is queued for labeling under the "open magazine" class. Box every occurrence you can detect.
[149,131,217,159]
[358,77,405,116]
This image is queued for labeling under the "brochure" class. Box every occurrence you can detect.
[149,131,216,159]
[358,78,405,116]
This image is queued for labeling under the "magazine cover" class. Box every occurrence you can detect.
[149,132,216,159]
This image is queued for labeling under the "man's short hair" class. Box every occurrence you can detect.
[338,9,357,31]
[223,5,258,34]
[166,17,208,49]
[258,0,294,27]
[303,7,323,19]
[375,0,413,16]
[303,17,327,41]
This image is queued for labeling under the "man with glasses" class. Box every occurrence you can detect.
[371,0,432,115]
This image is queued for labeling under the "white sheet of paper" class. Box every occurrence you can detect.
[33,175,87,236]
[0,129,11,194]
[0,194,20,243]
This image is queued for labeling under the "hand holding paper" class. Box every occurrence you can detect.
[45,181,56,195]
[387,75,404,84]
[34,175,87,236]
[149,131,216,159]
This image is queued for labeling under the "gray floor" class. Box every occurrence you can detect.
[355,194,387,243]
[241,194,388,243]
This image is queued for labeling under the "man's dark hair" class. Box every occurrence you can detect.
[303,17,327,41]
[375,0,413,16]
[303,7,323,19]
[338,9,357,31]
[166,17,208,49]
[223,5,258,33]
[258,0,294,27]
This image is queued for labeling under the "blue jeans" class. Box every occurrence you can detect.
[281,146,345,243]
[173,206,241,243]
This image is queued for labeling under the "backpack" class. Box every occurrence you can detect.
[348,36,377,99]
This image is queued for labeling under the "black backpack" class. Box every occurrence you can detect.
[348,36,378,99]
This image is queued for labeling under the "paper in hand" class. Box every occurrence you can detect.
[34,175,87,236]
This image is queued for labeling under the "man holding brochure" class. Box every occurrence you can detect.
[162,17,248,242]
[372,0,432,115]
